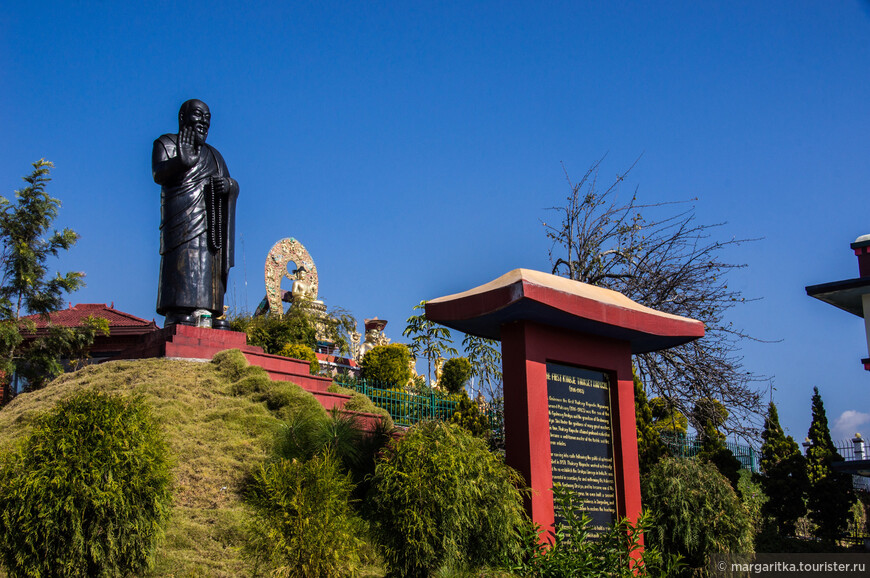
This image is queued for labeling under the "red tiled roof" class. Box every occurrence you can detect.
[23,304,157,331]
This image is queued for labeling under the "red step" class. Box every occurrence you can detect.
[112,325,383,429]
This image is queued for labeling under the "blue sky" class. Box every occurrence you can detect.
[2,1,870,444]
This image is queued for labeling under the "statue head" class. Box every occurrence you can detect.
[178,99,211,146]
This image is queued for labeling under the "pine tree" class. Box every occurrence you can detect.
[0,160,99,401]
[758,401,807,536]
[806,387,854,547]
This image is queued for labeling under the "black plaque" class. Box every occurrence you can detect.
[546,362,617,536]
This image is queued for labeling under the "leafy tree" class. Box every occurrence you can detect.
[642,457,754,575]
[543,158,763,436]
[359,343,413,387]
[462,334,503,400]
[758,401,807,537]
[805,387,854,547]
[649,396,688,435]
[439,356,472,394]
[230,307,318,353]
[403,300,457,385]
[0,160,100,401]
[277,342,320,374]
[634,372,669,476]
[0,391,173,577]
[693,398,741,491]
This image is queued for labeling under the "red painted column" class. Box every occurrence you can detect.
[501,320,643,540]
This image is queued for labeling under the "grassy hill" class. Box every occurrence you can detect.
[0,350,362,577]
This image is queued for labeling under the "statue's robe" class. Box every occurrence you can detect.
[153,134,238,316]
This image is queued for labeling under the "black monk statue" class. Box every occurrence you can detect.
[153,99,239,329]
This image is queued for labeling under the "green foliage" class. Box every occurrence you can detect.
[462,334,502,400]
[693,398,741,490]
[757,401,807,537]
[403,301,458,385]
[278,342,320,374]
[328,383,395,430]
[360,343,413,387]
[737,469,766,539]
[230,308,317,354]
[634,372,669,475]
[448,392,490,439]
[507,485,681,577]
[0,390,173,577]
[805,387,854,547]
[273,408,393,498]
[642,457,754,574]
[245,451,366,577]
[212,347,250,382]
[368,421,526,577]
[0,160,91,399]
[649,396,688,435]
[440,356,472,394]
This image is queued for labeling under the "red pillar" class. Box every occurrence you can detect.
[501,320,642,539]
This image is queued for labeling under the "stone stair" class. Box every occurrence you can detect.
[112,325,381,428]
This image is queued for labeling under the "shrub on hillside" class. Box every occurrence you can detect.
[328,383,395,430]
[359,343,412,387]
[277,342,320,375]
[0,391,173,577]
[642,457,754,574]
[275,409,393,499]
[368,421,525,576]
[245,451,365,577]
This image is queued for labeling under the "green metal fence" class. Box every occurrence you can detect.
[333,377,460,427]
[661,432,760,473]
[333,378,759,471]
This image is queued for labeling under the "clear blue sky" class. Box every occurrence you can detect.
[2,1,870,445]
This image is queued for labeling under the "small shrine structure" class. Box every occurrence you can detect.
[425,269,704,539]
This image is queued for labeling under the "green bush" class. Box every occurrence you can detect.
[448,392,490,440]
[275,409,393,499]
[439,357,472,394]
[642,457,754,574]
[368,421,525,577]
[0,390,173,577]
[230,311,317,354]
[360,343,412,387]
[212,348,250,382]
[245,451,365,577]
[327,384,395,430]
[277,342,320,375]
[507,484,681,577]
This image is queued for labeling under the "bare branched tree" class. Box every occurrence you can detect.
[543,157,766,439]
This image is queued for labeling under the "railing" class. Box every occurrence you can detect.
[332,379,759,472]
[661,432,760,473]
[332,377,459,427]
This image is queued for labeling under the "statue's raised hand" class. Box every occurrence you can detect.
[178,125,199,168]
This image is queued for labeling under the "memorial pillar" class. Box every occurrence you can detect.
[426,269,704,542]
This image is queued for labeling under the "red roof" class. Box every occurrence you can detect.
[22,304,157,333]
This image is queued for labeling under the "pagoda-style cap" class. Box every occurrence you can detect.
[425,269,704,354]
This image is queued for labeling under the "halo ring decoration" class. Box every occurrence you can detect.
[264,237,319,317]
